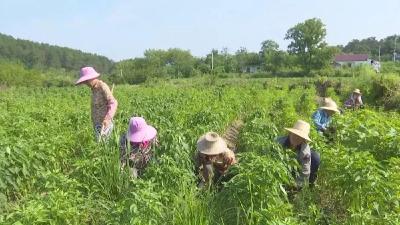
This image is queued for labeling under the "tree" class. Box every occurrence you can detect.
[260,40,281,73]
[285,18,330,73]
[264,51,287,74]
[235,47,261,72]
[377,35,398,61]
[111,58,150,84]
[165,48,195,77]
[260,40,279,55]
[0,33,114,73]
[220,47,237,73]
[343,37,379,57]
[112,48,196,82]
[313,46,341,69]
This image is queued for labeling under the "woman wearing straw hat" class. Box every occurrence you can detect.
[277,120,320,188]
[119,117,158,178]
[195,132,236,188]
[344,89,363,109]
[75,66,118,141]
[312,98,340,133]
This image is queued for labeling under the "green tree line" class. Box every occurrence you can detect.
[0,33,114,73]
[339,36,398,61]
[0,18,399,86]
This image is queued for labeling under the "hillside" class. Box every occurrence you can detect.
[0,33,114,73]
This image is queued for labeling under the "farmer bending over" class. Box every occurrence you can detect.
[277,120,320,189]
[119,117,158,178]
[344,89,363,109]
[75,66,118,141]
[195,132,236,188]
[312,98,340,134]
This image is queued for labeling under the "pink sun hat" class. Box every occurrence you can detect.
[75,67,100,85]
[127,117,157,143]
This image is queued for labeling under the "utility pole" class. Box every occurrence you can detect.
[394,35,397,62]
[378,45,381,62]
[211,51,214,71]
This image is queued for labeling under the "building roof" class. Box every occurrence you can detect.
[335,54,369,62]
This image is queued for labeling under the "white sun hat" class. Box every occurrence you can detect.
[197,132,229,155]
[319,98,340,113]
[284,120,312,142]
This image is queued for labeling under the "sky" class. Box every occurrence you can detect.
[0,0,399,61]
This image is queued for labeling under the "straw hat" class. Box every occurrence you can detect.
[76,67,100,85]
[316,97,333,106]
[197,132,229,155]
[127,117,157,143]
[353,89,361,95]
[284,120,311,142]
[319,98,340,113]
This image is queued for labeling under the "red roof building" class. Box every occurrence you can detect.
[334,54,371,68]
[335,54,369,62]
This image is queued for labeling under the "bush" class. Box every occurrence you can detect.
[381,62,400,75]
[370,74,400,109]
[0,60,74,87]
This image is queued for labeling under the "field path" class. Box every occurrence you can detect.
[222,119,244,153]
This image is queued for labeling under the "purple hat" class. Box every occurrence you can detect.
[75,67,100,85]
[127,117,157,143]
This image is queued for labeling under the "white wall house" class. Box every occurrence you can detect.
[334,54,371,68]
[241,65,260,73]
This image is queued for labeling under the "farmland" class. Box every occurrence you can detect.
[0,77,399,225]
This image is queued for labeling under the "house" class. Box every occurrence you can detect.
[240,65,260,73]
[334,54,371,68]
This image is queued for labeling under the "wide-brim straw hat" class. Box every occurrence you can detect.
[319,98,340,113]
[284,120,312,142]
[353,89,361,95]
[316,97,336,106]
[127,117,157,143]
[197,132,229,155]
[75,67,100,85]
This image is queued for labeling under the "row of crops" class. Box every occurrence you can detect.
[0,83,399,224]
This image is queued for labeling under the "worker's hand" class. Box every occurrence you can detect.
[223,151,236,165]
[224,156,233,165]
[328,126,337,134]
[120,162,126,171]
[101,119,111,133]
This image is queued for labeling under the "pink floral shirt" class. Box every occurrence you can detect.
[91,80,117,127]
[344,94,363,108]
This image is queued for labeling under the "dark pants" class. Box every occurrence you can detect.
[310,150,321,185]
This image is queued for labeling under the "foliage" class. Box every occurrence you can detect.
[342,35,399,61]
[0,33,114,73]
[370,74,400,110]
[285,18,334,73]
[0,60,74,87]
[0,59,399,225]
[381,62,400,74]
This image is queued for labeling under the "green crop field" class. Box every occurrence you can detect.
[1,81,399,225]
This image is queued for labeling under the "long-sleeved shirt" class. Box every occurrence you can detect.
[312,109,331,131]
[91,80,118,128]
[119,133,157,171]
[195,150,236,184]
[344,94,363,108]
[277,136,311,187]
